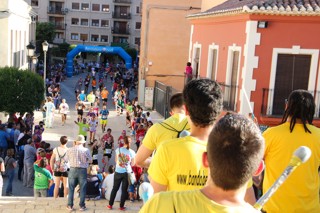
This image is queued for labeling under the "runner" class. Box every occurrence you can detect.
[100,128,114,172]
[59,99,69,126]
[75,101,85,122]
[99,105,109,133]
[101,87,109,105]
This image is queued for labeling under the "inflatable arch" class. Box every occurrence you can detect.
[66,45,132,77]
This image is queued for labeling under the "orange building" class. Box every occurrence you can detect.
[188,0,320,126]
[139,0,202,96]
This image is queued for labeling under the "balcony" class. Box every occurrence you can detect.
[47,7,67,15]
[51,22,66,30]
[111,28,130,35]
[113,0,131,4]
[218,82,238,111]
[112,12,131,19]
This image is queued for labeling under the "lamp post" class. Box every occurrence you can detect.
[26,42,35,71]
[42,41,49,98]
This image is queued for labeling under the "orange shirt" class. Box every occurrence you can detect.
[92,80,97,87]
[101,90,109,99]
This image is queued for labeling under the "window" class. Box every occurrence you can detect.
[91,35,99,42]
[92,4,100,11]
[272,54,311,115]
[102,5,110,12]
[71,33,79,40]
[135,22,141,30]
[207,44,219,80]
[31,0,39,7]
[81,3,89,11]
[101,35,108,42]
[101,20,109,27]
[80,19,89,26]
[135,37,140,45]
[136,6,140,14]
[91,19,99,27]
[71,18,79,25]
[80,34,88,41]
[72,3,79,10]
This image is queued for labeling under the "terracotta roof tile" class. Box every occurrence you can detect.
[188,0,320,18]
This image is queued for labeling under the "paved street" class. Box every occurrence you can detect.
[2,70,163,197]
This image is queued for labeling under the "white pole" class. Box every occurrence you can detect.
[44,51,47,98]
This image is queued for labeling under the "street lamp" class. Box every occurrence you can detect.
[26,42,35,71]
[42,40,49,98]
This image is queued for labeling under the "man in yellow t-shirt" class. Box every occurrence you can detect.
[262,90,320,213]
[141,113,264,213]
[87,91,95,106]
[148,79,223,193]
[135,93,190,168]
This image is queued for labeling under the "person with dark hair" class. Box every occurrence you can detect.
[50,136,69,198]
[148,79,223,193]
[4,149,17,196]
[141,113,264,212]
[262,90,320,213]
[34,158,53,197]
[185,62,193,84]
[101,128,114,172]
[0,124,9,160]
[107,136,135,211]
[135,92,190,168]
[101,165,122,201]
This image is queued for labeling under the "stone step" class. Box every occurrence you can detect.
[0,197,142,213]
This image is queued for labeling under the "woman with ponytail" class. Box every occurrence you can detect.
[107,136,135,211]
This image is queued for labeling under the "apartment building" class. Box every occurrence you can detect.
[26,0,142,49]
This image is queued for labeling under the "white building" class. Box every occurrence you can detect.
[26,0,142,49]
[0,0,36,69]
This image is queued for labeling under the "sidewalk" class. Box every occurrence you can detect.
[1,71,164,211]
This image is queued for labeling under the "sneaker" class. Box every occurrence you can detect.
[106,205,112,210]
[79,206,87,211]
[119,207,126,211]
[66,206,74,211]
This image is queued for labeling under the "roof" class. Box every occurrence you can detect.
[188,0,320,18]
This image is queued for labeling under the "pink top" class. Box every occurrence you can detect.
[185,66,193,76]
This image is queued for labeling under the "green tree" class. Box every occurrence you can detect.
[0,67,45,115]
[36,22,55,44]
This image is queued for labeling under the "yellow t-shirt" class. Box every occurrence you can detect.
[148,136,207,191]
[139,190,259,213]
[142,113,190,151]
[263,122,320,213]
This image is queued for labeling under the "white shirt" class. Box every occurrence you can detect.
[59,103,69,114]
[101,173,122,201]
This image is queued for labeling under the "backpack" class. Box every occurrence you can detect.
[159,121,189,138]
[54,148,68,172]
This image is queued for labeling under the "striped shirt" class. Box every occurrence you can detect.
[66,145,92,168]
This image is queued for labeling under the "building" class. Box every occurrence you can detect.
[26,0,142,49]
[139,0,202,93]
[188,0,320,126]
[0,0,36,69]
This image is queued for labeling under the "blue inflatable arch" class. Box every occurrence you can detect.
[66,45,132,77]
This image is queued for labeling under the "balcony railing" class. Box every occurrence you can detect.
[113,0,131,4]
[51,22,66,30]
[261,88,320,118]
[47,7,67,15]
[112,12,131,19]
[111,28,130,35]
[218,82,238,111]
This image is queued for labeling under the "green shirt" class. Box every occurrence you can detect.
[78,122,89,136]
[34,164,53,190]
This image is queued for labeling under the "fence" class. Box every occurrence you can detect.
[154,81,180,118]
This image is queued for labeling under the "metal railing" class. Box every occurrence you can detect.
[112,12,131,19]
[113,0,131,4]
[51,22,66,30]
[111,28,130,35]
[154,81,181,118]
[218,82,238,111]
[47,7,66,15]
[261,88,320,118]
